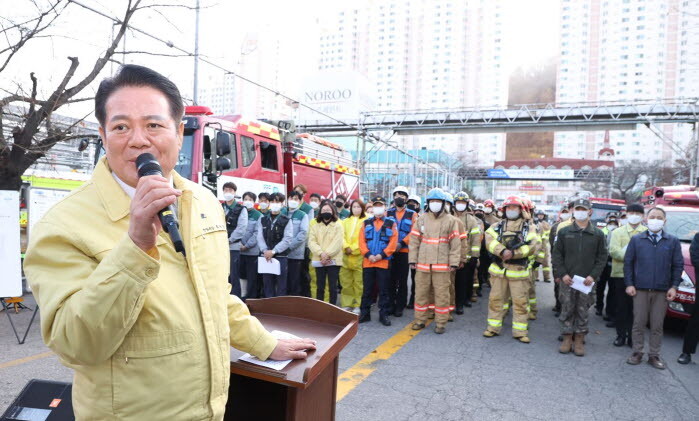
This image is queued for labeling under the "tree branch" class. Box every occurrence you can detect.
[119,50,192,58]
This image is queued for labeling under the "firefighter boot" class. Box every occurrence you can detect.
[573,334,585,357]
[560,334,573,354]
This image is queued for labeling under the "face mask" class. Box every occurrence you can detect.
[407,204,418,212]
[394,198,406,208]
[475,212,484,219]
[270,203,282,213]
[223,192,235,202]
[310,201,319,209]
[573,210,589,221]
[505,209,520,220]
[627,214,643,225]
[259,202,269,210]
[484,208,493,214]
[560,213,571,221]
[455,203,468,212]
[607,224,618,231]
[243,200,254,209]
[373,206,385,216]
[647,219,664,232]
[288,200,299,209]
[335,201,344,208]
[321,212,333,221]
[620,218,628,226]
[428,202,443,213]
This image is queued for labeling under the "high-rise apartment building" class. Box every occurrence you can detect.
[318,0,509,164]
[555,0,699,163]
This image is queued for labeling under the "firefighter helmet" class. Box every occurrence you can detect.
[426,188,447,201]
[453,191,470,203]
[483,199,495,208]
[444,192,454,205]
[501,196,524,210]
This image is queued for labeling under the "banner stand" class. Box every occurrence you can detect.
[1,298,39,345]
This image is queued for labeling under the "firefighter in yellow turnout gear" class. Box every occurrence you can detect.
[534,209,553,283]
[483,196,540,343]
[523,201,547,321]
[410,188,462,334]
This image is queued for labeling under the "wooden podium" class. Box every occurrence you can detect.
[225,297,358,421]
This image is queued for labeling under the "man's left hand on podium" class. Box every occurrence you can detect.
[269,338,317,361]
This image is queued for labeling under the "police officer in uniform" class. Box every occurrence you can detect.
[387,186,417,317]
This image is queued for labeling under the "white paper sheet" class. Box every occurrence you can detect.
[571,275,594,294]
[311,260,337,268]
[238,330,301,370]
[257,257,281,275]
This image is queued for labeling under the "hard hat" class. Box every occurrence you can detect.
[392,186,410,197]
[426,188,447,201]
[501,196,524,210]
[483,199,495,208]
[408,194,421,206]
[535,209,546,216]
[453,191,470,203]
[475,203,485,211]
[444,192,454,205]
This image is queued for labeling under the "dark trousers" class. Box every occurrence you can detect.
[361,267,391,318]
[408,268,416,307]
[477,256,490,288]
[554,281,561,311]
[683,301,699,355]
[456,259,477,308]
[596,263,615,317]
[300,248,311,297]
[262,256,288,298]
[316,265,340,304]
[389,252,409,313]
[613,277,634,338]
[287,259,304,296]
[229,250,242,297]
[242,254,260,299]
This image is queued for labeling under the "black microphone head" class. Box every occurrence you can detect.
[136,153,162,177]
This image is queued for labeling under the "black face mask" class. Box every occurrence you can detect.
[475,212,484,220]
[321,212,333,221]
[394,198,406,208]
[407,204,418,212]
[335,201,344,209]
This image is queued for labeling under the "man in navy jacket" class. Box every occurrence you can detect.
[624,207,682,369]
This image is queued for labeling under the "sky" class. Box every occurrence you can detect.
[1,0,560,122]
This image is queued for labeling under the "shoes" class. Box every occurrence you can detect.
[434,326,446,334]
[483,330,498,338]
[411,322,425,330]
[476,291,483,297]
[455,307,464,315]
[352,308,361,315]
[603,315,612,322]
[573,334,585,357]
[358,313,371,324]
[406,302,414,309]
[448,313,454,322]
[528,313,537,320]
[516,336,531,344]
[627,352,643,365]
[552,307,560,312]
[380,315,392,326]
[648,356,666,370]
[393,310,403,318]
[613,336,626,347]
[544,279,551,283]
[464,302,472,308]
[605,321,616,328]
[627,337,633,348]
[535,279,540,282]
[554,311,561,318]
[559,334,573,353]
[678,353,692,364]
[471,296,478,302]
[595,308,603,316]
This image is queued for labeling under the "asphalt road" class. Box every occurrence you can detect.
[2,283,698,420]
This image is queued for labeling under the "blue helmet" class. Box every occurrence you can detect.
[426,188,447,201]
[444,192,454,205]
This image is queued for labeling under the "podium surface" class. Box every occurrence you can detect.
[226,297,358,421]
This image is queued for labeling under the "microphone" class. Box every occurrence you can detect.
[136,153,186,257]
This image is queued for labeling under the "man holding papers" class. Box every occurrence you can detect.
[552,198,608,357]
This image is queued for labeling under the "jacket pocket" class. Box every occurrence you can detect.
[112,330,209,419]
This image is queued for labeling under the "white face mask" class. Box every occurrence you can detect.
[647,219,665,232]
[243,200,254,209]
[309,201,320,209]
[505,209,520,220]
[287,200,299,210]
[373,206,385,216]
[573,210,589,221]
[428,202,443,213]
[560,212,571,221]
[270,203,282,213]
[455,203,467,212]
[484,208,493,214]
[259,202,269,210]
[223,192,235,202]
[627,214,643,225]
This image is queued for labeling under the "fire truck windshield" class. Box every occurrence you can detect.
[175,133,194,180]
[663,210,699,242]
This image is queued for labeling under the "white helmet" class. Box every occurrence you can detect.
[408,194,421,206]
[392,186,410,197]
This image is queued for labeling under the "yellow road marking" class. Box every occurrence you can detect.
[336,319,432,401]
[0,351,54,370]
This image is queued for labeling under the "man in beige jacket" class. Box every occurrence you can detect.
[24,65,314,420]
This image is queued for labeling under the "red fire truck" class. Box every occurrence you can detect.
[642,185,698,320]
[176,106,360,201]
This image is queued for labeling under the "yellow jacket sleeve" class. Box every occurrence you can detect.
[448,218,462,267]
[328,222,346,260]
[343,217,363,255]
[609,228,626,262]
[468,217,483,257]
[485,225,506,257]
[307,222,323,258]
[227,295,277,360]
[24,223,160,366]
[512,231,539,260]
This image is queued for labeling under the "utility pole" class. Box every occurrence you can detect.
[193,0,200,104]
[694,121,699,187]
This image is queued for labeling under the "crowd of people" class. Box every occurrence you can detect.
[222,182,699,368]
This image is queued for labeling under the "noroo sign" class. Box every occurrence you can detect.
[304,89,353,103]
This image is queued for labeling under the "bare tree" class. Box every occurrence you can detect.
[609,160,674,203]
[0,0,192,191]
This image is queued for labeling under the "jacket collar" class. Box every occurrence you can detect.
[571,220,595,234]
[625,223,646,234]
[94,157,195,222]
[644,230,666,240]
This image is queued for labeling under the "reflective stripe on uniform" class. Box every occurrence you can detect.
[487,319,503,327]
[435,307,451,314]
[421,237,453,244]
[512,322,528,331]
[519,244,530,256]
[471,246,481,253]
[459,232,468,239]
[542,267,551,272]
[487,240,501,254]
[529,298,537,304]
[431,263,450,271]
[416,263,431,271]
[503,303,510,310]
[414,304,429,312]
[470,227,481,235]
